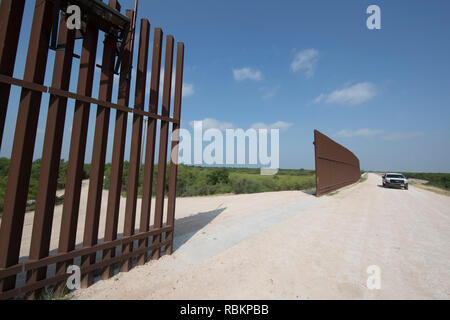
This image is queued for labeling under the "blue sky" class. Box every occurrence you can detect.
[1,0,450,172]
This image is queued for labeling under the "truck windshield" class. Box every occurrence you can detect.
[387,174,405,179]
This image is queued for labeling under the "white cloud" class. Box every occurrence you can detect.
[251,121,293,132]
[314,82,376,106]
[182,83,194,97]
[382,131,424,141]
[334,129,425,141]
[189,118,234,131]
[233,67,263,82]
[313,93,325,104]
[335,128,383,138]
[259,85,280,100]
[291,49,319,78]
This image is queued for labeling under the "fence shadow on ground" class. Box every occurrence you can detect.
[31,207,228,259]
[13,207,227,293]
[172,207,227,253]
[301,189,317,196]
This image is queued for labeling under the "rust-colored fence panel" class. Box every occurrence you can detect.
[0,0,26,150]
[314,130,361,197]
[121,17,150,273]
[0,0,185,300]
[139,28,163,265]
[27,12,77,300]
[0,0,54,294]
[152,35,174,261]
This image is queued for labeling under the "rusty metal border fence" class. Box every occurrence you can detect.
[314,130,360,197]
[0,0,184,299]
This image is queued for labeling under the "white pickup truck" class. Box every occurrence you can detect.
[382,173,409,190]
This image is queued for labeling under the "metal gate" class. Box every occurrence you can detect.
[0,0,184,299]
[314,130,360,197]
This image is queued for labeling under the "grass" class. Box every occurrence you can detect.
[360,173,368,183]
[411,183,450,197]
[40,285,71,301]
[174,166,316,196]
[401,172,450,191]
[228,171,316,195]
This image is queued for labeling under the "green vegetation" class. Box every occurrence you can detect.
[0,158,91,214]
[175,166,316,197]
[401,172,450,191]
[0,158,316,215]
[360,173,368,183]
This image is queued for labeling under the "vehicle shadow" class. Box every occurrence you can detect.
[377,185,405,191]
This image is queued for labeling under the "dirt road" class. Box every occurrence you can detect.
[66,173,449,299]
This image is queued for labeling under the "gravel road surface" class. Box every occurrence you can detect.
[68,173,450,299]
